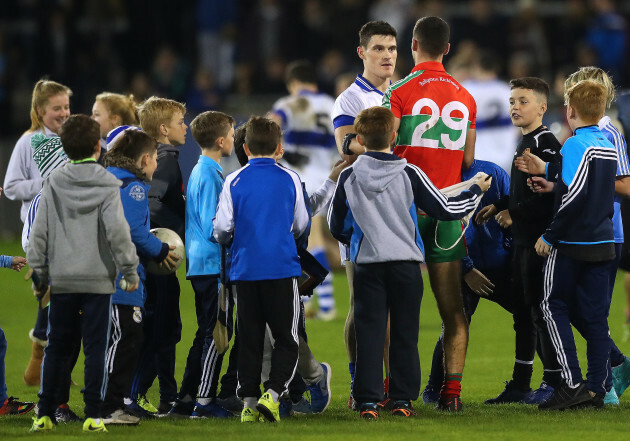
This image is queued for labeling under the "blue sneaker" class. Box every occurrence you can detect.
[191,401,234,418]
[604,387,620,405]
[167,399,195,418]
[308,362,331,413]
[279,398,292,418]
[291,397,313,414]
[612,356,630,397]
[422,384,440,404]
[524,381,555,405]
[484,380,532,404]
[125,401,157,420]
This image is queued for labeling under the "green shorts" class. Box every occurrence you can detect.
[417,214,467,263]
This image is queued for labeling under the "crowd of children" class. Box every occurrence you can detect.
[2,14,630,432]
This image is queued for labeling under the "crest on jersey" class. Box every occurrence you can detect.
[133,307,143,323]
[129,185,145,201]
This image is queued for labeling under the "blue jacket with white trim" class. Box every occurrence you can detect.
[542,126,617,261]
[213,158,310,282]
[328,151,483,264]
[107,166,169,306]
[185,155,223,277]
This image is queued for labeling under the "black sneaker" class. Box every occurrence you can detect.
[484,380,533,404]
[436,396,463,412]
[125,402,157,420]
[157,400,174,416]
[359,403,379,420]
[54,404,80,423]
[376,397,395,411]
[166,399,195,418]
[0,397,35,415]
[539,382,603,411]
[216,395,243,415]
[392,401,416,417]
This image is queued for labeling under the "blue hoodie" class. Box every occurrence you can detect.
[107,166,169,307]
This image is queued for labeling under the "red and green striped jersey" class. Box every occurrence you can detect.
[383,61,477,189]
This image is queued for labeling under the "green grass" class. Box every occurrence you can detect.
[1,238,630,440]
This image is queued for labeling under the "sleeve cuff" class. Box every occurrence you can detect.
[541,235,552,246]
[333,115,355,129]
[154,242,170,262]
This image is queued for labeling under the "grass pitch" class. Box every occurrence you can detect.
[1,238,629,440]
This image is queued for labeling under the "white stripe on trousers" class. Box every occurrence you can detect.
[540,248,575,387]
[281,278,300,393]
[198,341,219,398]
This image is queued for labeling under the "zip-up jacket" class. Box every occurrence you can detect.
[494,125,561,247]
[148,143,186,239]
[327,151,482,264]
[107,166,169,306]
[541,125,617,261]
[213,158,310,282]
[186,155,223,277]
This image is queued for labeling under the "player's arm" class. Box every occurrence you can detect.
[334,125,364,160]
[405,164,489,220]
[460,128,476,170]
[3,139,43,202]
[615,176,630,197]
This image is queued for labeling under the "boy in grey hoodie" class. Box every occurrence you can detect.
[27,115,139,433]
[328,107,491,419]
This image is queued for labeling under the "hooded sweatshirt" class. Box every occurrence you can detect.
[27,161,139,294]
[328,151,482,264]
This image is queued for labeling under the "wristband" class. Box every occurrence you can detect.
[342,133,357,156]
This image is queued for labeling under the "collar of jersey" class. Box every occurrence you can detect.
[198,154,223,172]
[572,125,599,136]
[412,61,445,73]
[249,157,276,165]
[355,74,384,96]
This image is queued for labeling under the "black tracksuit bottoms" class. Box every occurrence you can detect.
[235,278,299,399]
[102,304,144,416]
[353,261,422,404]
[38,293,112,419]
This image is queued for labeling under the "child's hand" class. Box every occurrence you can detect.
[476,174,492,192]
[161,245,181,272]
[528,176,554,193]
[124,280,139,292]
[495,209,512,228]
[475,204,497,225]
[514,148,546,175]
[463,268,495,297]
[535,237,551,256]
[11,256,27,272]
[328,160,350,182]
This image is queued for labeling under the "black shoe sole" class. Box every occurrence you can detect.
[256,404,278,422]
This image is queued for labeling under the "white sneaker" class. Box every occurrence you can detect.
[103,409,140,425]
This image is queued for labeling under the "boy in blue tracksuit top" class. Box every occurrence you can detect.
[530,80,618,410]
[213,116,310,423]
[168,111,235,419]
[327,107,491,419]
[101,127,177,423]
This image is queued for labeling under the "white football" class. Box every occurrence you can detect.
[146,228,185,275]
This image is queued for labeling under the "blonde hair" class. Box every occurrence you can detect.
[28,79,73,133]
[565,79,607,124]
[95,92,138,126]
[137,96,186,139]
[564,66,615,108]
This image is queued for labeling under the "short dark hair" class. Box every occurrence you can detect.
[412,16,450,58]
[190,111,235,149]
[285,60,317,85]
[59,114,100,160]
[354,107,395,150]
[103,130,157,180]
[359,21,397,48]
[509,77,550,101]
[245,116,281,156]
[234,123,249,166]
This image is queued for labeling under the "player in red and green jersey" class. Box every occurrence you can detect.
[383,16,476,412]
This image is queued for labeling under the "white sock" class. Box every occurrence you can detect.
[244,397,257,409]
[92,418,102,424]
[266,389,279,403]
[197,397,212,406]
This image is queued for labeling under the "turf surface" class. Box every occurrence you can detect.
[1,239,629,440]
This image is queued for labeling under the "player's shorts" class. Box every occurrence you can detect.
[417,214,467,263]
